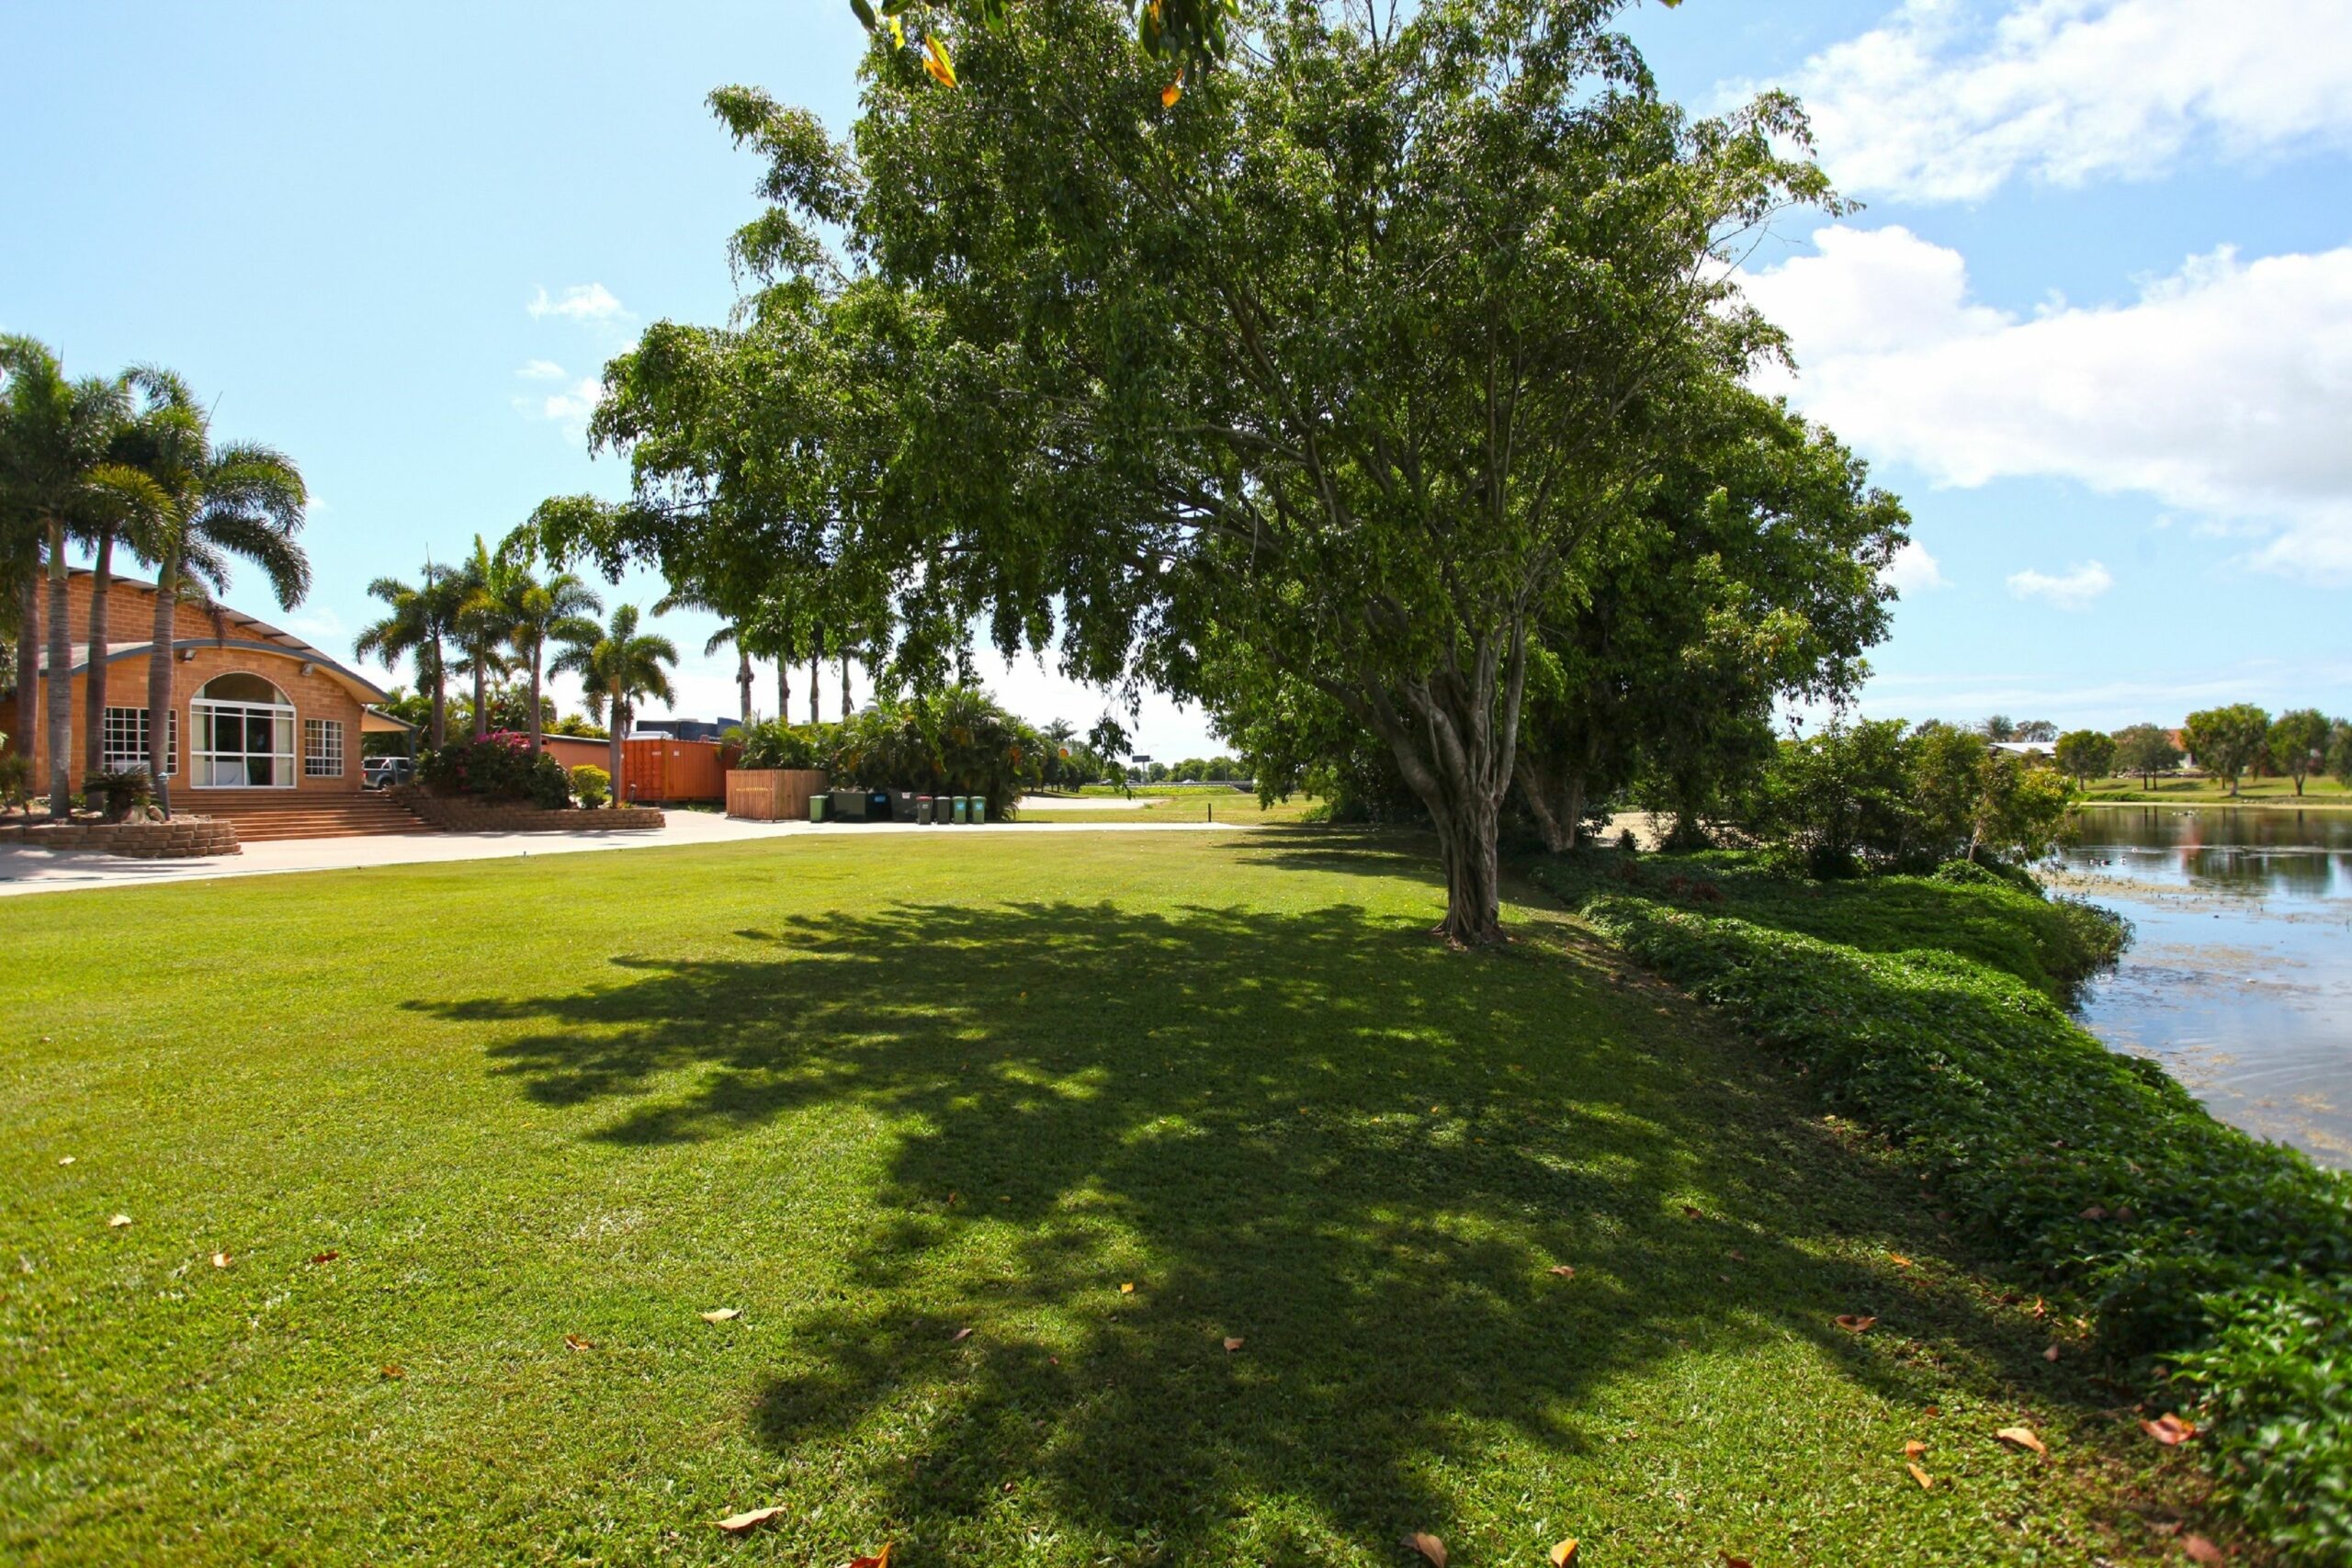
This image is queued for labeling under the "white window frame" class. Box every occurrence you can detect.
[191,682,297,789]
[101,706,176,776]
[303,717,345,778]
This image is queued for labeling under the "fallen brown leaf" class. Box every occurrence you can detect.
[311,1250,339,1265]
[844,1546,894,1568]
[2080,1204,2109,1222]
[2143,1413,2198,1446]
[700,1308,741,1323]
[1682,1204,1703,1219]
[1720,1555,1754,1568]
[1727,1248,1747,1263]
[1402,1531,1446,1566]
[714,1505,784,1534]
[1904,1439,1928,1458]
[107,1214,131,1229]
[1547,1265,1577,1278]
[381,1363,405,1380]
[211,1252,231,1269]
[1223,1337,1244,1352]
[1549,1539,1579,1566]
[1835,1314,1878,1333]
[2044,1344,2061,1362]
[1120,1282,1136,1295]
[563,1334,594,1352]
[951,1326,973,1344]
[1996,1425,2047,1456]
[1890,1254,1914,1269]
[2180,1536,2225,1564]
[1906,1461,1935,1490]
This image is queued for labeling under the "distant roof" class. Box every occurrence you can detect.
[1989,739,2053,754]
[38,568,391,708]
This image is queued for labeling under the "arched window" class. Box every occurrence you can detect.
[192,671,296,787]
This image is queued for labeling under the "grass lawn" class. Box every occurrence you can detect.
[2076,774,2352,807]
[3,830,2211,1564]
[1020,792,1319,826]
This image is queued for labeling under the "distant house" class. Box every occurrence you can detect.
[633,716,743,743]
[5,568,413,795]
[1989,739,2054,758]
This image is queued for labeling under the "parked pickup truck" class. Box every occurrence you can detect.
[363,756,417,790]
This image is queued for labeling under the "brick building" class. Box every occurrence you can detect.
[6,569,410,796]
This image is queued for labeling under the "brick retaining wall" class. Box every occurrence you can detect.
[391,788,664,833]
[9,817,242,858]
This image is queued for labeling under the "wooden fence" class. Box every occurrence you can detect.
[725,768,830,821]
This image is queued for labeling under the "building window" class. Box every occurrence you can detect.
[101,706,177,775]
[304,717,345,778]
[192,672,296,787]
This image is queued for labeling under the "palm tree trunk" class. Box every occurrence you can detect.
[45,523,73,818]
[840,654,851,722]
[427,647,447,749]
[14,570,38,784]
[608,690,625,807]
[737,650,753,726]
[810,626,823,727]
[777,658,790,725]
[83,530,113,776]
[148,558,179,817]
[471,652,488,739]
[527,641,545,755]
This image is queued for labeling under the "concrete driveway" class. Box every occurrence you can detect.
[0,808,1241,898]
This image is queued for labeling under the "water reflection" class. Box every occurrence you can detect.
[2058,807,2352,1168]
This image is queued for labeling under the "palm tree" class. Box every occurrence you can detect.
[356,562,462,748]
[652,583,758,727]
[0,334,134,817]
[93,372,309,817]
[550,603,677,805]
[449,536,515,740]
[489,540,601,755]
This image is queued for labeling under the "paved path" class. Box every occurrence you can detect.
[0,809,1245,899]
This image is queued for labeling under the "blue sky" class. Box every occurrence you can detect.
[6,0,2348,755]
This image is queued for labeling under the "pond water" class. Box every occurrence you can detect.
[2052,806,2352,1168]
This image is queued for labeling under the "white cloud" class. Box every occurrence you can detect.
[516,358,566,380]
[1753,0,2352,203]
[2006,559,2113,608]
[526,283,626,322]
[1883,539,1948,593]
[543,378,605,429]
[1739,225,2352,579]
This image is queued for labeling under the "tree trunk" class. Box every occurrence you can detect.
[840,654,851,722]
[608,694,625,807]
[1345,625,1527,947]
[83,531,113,776]
[14,570,38,786]
[471,654,488,739]
[808,628,822,726]
[148,559,179,817]
[737,650,753,726]
[1514,752,1570,854]
[777,657,790,725]
[428,648,447,749]
[45,523,73,818]
[527,644,545,755]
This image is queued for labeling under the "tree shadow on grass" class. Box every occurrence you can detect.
[409,894,2128,1562]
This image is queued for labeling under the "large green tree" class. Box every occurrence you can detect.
[2110,722,2181,788]
[2182,704,2271,797]
[2053,728,2117,788]
[581,0,1838,942]
[2267,707,2330,796]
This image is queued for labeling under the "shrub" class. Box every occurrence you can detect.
[0,752,31,808]
[569,764,610,808]
[83,768,156,823]
[1530,852,2352,1562]
[735,718,831,772]
[421,732,571,808]
[822,687,1036,820]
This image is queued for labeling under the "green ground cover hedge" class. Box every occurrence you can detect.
[1528,851,2352,1564]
